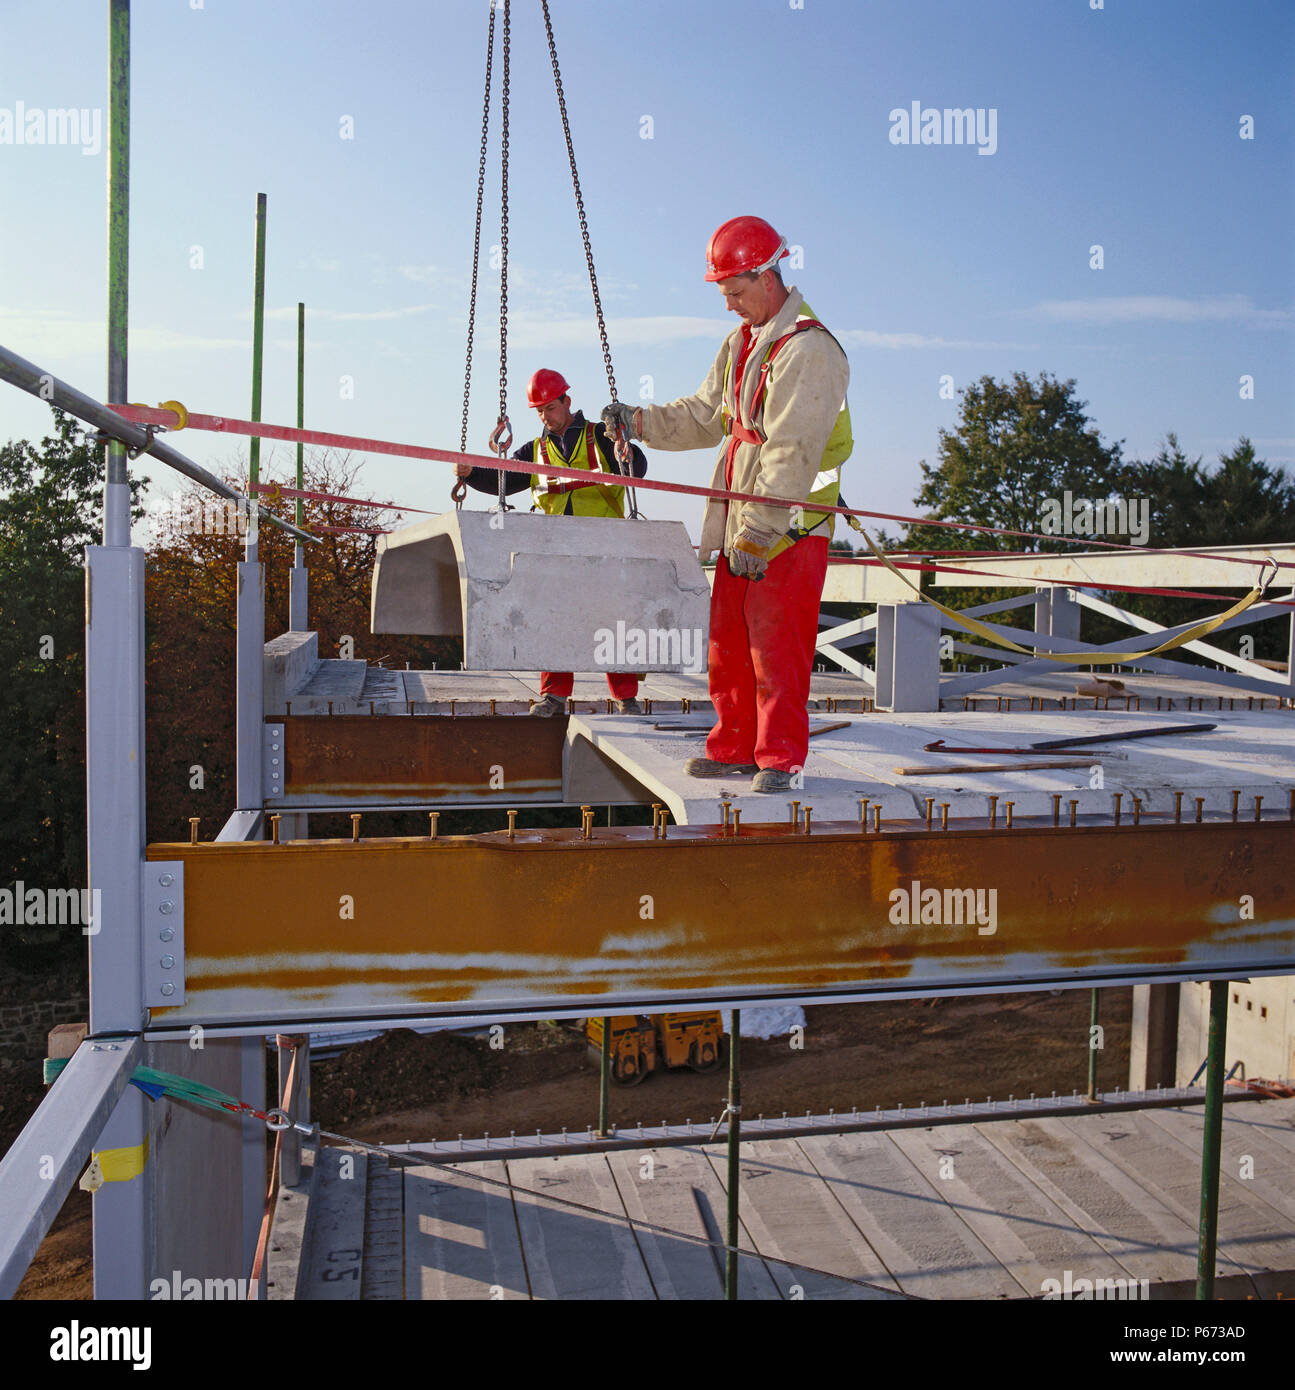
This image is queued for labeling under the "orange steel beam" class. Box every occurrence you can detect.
[275,715,567,803]
[145,816,1295,1031]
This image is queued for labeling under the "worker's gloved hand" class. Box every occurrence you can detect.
[728,524,780,580]
[453,462,473,479]
[601,403,639,441]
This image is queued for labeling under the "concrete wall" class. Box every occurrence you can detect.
[1174,977,1295,1085]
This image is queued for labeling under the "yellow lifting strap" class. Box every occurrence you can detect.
[854,522,1276,666]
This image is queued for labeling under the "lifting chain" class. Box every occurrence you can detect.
[456,1,496,509]
[494,0,513,511]
[541,0,614,407]
[541,0,641,517]
[459,1,636,517]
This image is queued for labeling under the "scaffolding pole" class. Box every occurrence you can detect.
[725,1010,741,1301]
[1196,980,1229,1300]
[289,301,308,630]
[0,344,314,545]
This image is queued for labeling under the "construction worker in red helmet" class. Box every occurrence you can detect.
[603,216,851,791]
[456,368,649,715]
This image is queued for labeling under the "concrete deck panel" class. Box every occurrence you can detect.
[403,1160,530,1300]
[296,1147,367,1300]
[564,708,1295,826]
[882,1123,1118,1295]
[931,543,1295,589]
[268,652,1295,720]
[283,1099,1295,1299]
[705,1138,903,1299]
[974,1117,1202,1285]
[502,1153,655,1301]
[603,1145,780,1300]
[793,1130,1027,1299]
[1056,1108,1295,1282]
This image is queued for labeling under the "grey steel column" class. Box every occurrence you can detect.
[236,561,265,809]
[86,546,152,1299]
[88,0,152,1301]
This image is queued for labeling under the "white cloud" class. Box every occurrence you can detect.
[261,302,440,323]
[0,307,245,358]
[504,313,729,349]
[837,327,1033,350]
[1024,294,1293,327]
[396,263,445,285]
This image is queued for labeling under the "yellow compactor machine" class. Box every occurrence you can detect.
[585,1012,726,1085]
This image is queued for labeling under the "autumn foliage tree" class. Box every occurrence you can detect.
[901,374,1295,661]
[0,412,145,903]
[143,448,460,843]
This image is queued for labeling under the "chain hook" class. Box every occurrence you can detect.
[488,416,513,457]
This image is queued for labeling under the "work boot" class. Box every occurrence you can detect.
[751,768,794,793]
[529,695,566,718]
[614,698,643,715]
[683,757,758,777]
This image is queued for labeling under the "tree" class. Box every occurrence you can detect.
[1117,436,1295,656]
[143,449,461,843]
[0,410,143,945]
[1118,433,1206,551]
[904,372,1127,554]
[1199,438,1295,548]
[896,373,1128,647]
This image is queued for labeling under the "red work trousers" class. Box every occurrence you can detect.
[705,536,829,773]
[541,671,640,700]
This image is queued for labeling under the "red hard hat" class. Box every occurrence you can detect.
[527,368,570,409]
[704,216,788,282]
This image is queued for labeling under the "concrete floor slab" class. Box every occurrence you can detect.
[704,1138,904,1299]
[883,1123,1120,1297]
[794,1131,1027,1299]
[281,1100,1295,1299]
[403,1160,529,1300]
[602,1145,780,1300]
[974,1117,1200,1286]
[502,1153,655,1301]
[1056,1107,1295,1281]
[564,708,1295,825]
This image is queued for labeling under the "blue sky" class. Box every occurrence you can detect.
[1,0,1291,540]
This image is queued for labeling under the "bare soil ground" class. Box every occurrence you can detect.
[10,988,1131,1298]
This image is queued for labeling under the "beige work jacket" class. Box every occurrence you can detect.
[639,287,850,564]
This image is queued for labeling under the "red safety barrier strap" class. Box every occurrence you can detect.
[108,401,1291,579]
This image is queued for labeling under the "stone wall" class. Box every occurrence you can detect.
[0,997,87,1063]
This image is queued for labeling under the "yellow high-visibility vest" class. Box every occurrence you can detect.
[530,423,626,517]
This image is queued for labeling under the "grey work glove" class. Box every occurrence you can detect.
[727,524,781,581]
[600,402,640,440]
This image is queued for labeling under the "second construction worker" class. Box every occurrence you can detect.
[603,216,851,792]
[455,368,649,716]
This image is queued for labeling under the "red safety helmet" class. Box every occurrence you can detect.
[704,216,788,282]
[526,368,570,409]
